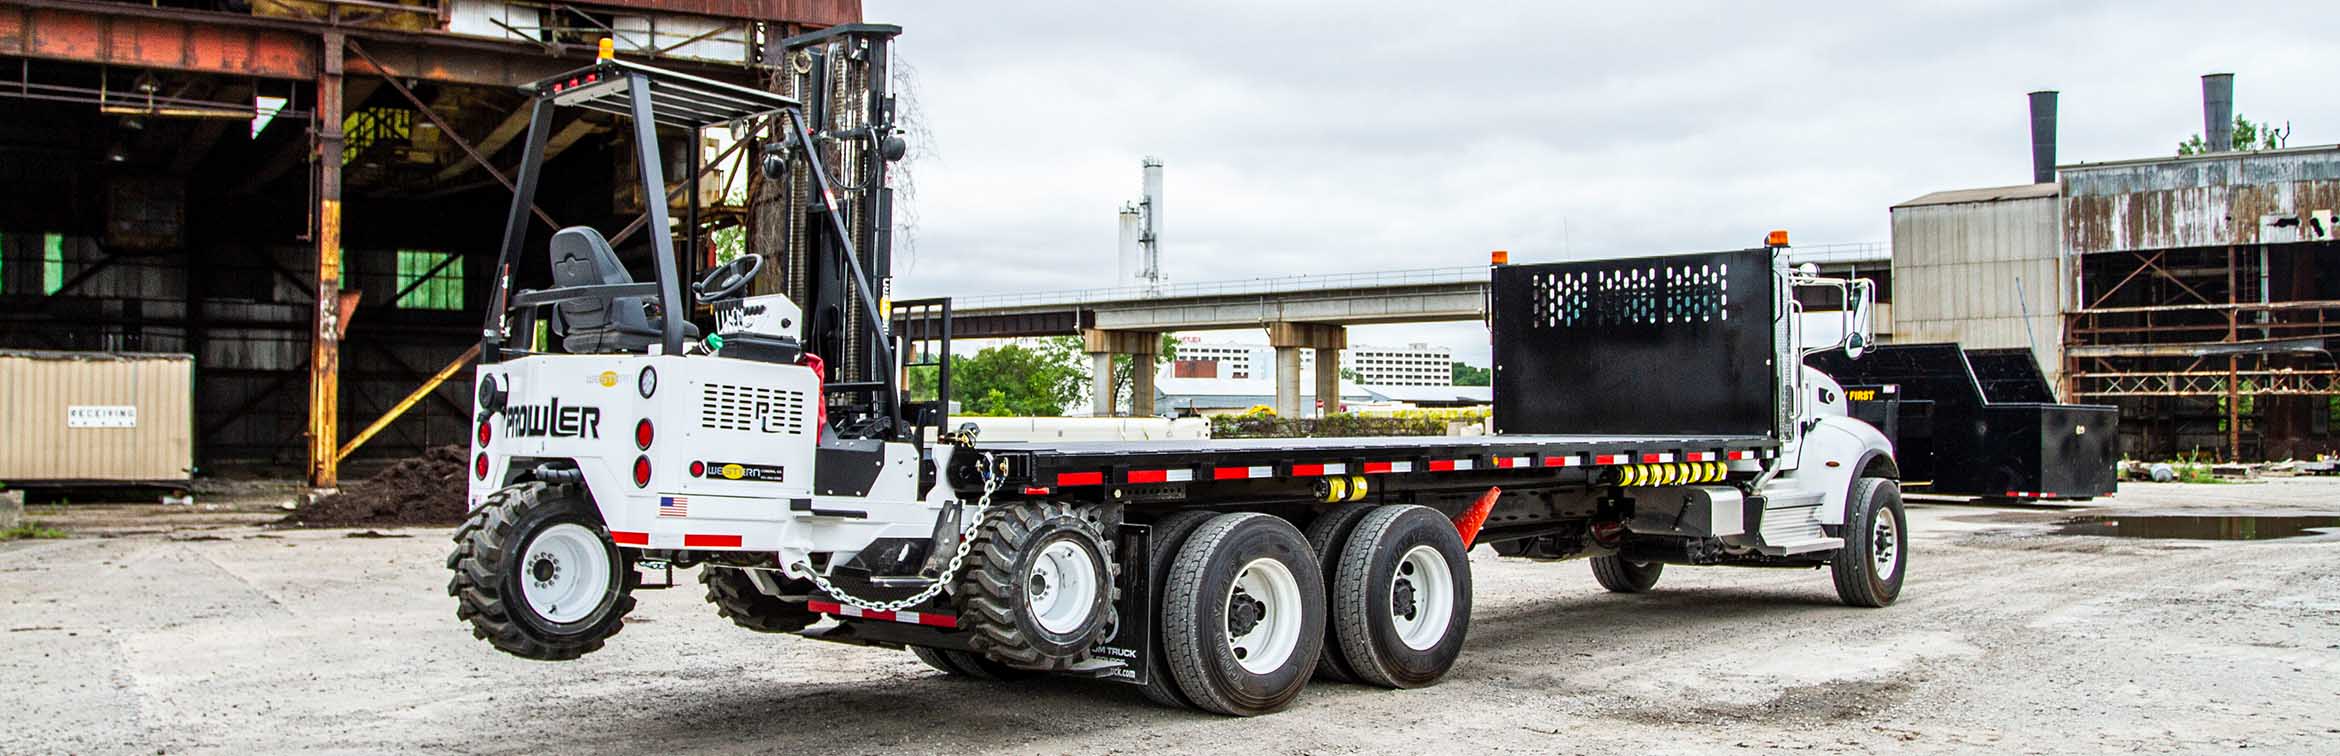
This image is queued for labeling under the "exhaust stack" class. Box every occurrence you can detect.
[2027,90,2058,184]
[2202,73,2234,153]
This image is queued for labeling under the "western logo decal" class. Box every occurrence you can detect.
[503,398,602,438]
[702,461,784,482]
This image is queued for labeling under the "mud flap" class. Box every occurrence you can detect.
[1086,523,1153,685]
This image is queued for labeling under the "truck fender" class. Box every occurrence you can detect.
[1794,416,1895,526]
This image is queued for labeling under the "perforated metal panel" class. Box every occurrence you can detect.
[1491,249,1778,437]
[700,383,809,435]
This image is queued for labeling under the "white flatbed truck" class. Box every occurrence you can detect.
[448,46,1903,717]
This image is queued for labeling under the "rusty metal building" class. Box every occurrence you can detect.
[1891,79,2340,460]
[0,0,858,485]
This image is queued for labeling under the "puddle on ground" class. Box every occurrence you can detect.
[2054,514,2340,541]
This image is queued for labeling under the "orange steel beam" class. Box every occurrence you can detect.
[0,6,317,79]
[336,343,481,463]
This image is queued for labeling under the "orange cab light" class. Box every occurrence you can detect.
[1490,250,1510,266]
[597,38,615,60]
[1765,230,1790,247]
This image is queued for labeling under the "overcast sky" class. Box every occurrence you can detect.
[865,0,2339,365]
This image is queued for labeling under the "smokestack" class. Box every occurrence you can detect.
[2027,90,2058,184]
[1117,204,1142,284]
[1139,156,1164,286]
[2202,73,2234,153]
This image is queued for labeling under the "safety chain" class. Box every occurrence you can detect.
[796,452,999,614]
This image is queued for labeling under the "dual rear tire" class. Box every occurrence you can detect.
[1152,505,1473,716]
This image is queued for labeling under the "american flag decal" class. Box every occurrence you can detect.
[659,496,689,518]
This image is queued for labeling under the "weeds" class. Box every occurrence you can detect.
[1,522,69,541]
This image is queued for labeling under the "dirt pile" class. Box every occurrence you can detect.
[283,445,471,527]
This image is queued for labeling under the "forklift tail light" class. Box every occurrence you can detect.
[476,419,491,446]
[474,453,490,479]
[633,456,652,488]
[635,419,654,450]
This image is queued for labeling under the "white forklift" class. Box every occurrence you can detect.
[451,34,1904,717]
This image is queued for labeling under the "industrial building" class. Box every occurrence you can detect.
[1169,338,1457,387]
[1890,76,2340,460]
[0,0,865,485]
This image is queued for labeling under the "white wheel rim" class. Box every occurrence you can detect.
[1026,538,1101,636]
[1390,544,1456,651]
[521,523,611,625]
[1872,506,1900,578]
[1225,557,1304,674]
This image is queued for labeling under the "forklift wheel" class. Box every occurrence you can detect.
[956,501,1118,670]
[702,567,819,633]
[447,482,638,660]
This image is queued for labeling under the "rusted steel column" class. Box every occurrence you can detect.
[309,31,346,488]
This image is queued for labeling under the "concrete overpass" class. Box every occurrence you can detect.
[908,243,1886,418]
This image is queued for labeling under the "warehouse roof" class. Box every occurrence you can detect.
[1892,182,2059,209]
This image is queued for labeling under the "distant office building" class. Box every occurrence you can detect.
[1169,339,1454,387]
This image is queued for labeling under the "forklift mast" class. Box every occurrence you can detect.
[759,24,912,441]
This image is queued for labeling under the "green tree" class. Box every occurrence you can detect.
[947,339,1086,416]
[1451,361,1492,386]
[2178,115,2292,155]
[1106,333,1180,415]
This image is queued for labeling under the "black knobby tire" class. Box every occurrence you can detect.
[446,482,638,661]
[1832,477,1908,607]
[702,566,820,633]
[1138,511,1220,709]
[1161,513,1326,717]
[955,501,1118,670]
[1301,503,1379,683]
[1589,555,1664,593]
[913,646,1038,682]
[1331,505,1473,689]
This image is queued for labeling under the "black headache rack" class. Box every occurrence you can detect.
[952,247,1789,507]
[1809,343,2118,500]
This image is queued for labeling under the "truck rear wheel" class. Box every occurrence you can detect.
[1138,510,1219,709]
[1302,502,1378,683]
[702,567,819,633]
[956,501,1117,670]
[1161,513,1325,717]
[446,482,637,660]
[912,646,1037,682]
[1832,477,1907,607]
[1330,505,1472,689]
[1590,555,1663,593]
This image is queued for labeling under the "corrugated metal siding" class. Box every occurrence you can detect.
[1889,195,2067,389]
[0,352,193,483]
[2064,146,2340,254]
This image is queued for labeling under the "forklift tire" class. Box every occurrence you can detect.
[1301,502,1380,684]
[913,646,1037,682]
[1138,510,1220,709]
[701,567,820,633]
[1330,505,1472,689]
[1162,513,1325,717]
[447,482,638,661]
[1589,555,1664,593]
[956,501,1118,670]
[1831,477,1907,608]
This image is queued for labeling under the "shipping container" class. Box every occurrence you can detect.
[0,351,194,485]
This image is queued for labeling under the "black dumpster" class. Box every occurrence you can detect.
[1810,344,2118,501]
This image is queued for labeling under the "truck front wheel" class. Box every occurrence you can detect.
[1831,477,1907,607]
[1161,513,1325,716]
[1589,555,1663,593]
[1330,505,1472,689]
[447,482,638,660]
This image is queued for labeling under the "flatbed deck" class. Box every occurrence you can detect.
[972,433,1779,492]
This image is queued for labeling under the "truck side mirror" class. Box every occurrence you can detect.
[1845,332,1868,359]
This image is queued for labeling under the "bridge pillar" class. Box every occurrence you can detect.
[1268,323,1345,418]
[1082,329,1161,416]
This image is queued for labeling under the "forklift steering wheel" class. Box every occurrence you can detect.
[692,254,764,303]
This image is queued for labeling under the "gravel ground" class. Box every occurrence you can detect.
[4,479,2338,755]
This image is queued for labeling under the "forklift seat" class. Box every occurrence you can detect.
[547,226,698,353]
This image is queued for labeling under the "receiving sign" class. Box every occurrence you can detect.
[68,406,137,428]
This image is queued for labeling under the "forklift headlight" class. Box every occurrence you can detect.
[637,366,658,398]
